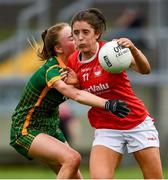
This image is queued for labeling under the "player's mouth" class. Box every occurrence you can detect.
[78,44,86,49]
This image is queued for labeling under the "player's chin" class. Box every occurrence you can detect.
[78,46,88,52]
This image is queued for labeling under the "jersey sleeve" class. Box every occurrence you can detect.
[46,65,61,88]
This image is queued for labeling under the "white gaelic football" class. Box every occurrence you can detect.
[98,40,132,73]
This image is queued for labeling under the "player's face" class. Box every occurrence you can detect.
[72,21,100,54]
[58,26,76,58]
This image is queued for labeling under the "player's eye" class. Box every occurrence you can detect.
[73,30,79,36]
[83,30,89,35]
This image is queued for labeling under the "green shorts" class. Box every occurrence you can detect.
[10,127,66,160]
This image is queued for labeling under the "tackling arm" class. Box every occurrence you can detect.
[53,79,106,108]
[53,79,130,118]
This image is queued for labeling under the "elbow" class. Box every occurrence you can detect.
[139,65,151,75]
[143,66,151,74]
[144,61,151,74]
[141,69,151,74]
[146,68,151,74]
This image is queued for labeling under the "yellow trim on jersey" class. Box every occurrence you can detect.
[47,76,61,88]
[46,64,60,74]
[21,86,49,136]
[45,57,66,87]
[56,56,66,68]
[45,64,60,87]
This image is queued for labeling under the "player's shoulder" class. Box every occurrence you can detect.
[42,56,63,72]
[45,56,59,66]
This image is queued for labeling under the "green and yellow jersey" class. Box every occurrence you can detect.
[10,56,67,158]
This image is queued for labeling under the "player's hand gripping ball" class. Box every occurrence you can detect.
[98,40,132,73]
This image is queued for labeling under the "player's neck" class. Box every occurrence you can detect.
[57,54,68,65]
[80,42,99,62]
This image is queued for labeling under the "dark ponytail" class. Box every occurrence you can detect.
[37,29,50,60]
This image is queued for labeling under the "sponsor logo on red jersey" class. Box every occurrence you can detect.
[84,83,109,93]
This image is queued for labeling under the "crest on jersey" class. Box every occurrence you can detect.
[93,65,103,77]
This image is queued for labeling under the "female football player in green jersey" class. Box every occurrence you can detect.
[10,23,130,179]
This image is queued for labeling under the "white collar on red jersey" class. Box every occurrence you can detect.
[78,42,99,64]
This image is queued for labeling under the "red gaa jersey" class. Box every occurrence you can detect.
[68,41,150,130]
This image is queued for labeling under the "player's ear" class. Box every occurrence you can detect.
[54,44,63,54]
[95,31,101,40]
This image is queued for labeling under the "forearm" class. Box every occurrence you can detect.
[53,80,106,108]
[130,47,151,74]
[74,89,106,108]
[74,90,130,118]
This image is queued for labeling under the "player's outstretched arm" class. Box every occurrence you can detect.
[53,80,130,118]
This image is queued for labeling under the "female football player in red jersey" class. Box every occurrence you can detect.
[66,8,163,179]
[10,22,130,179]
